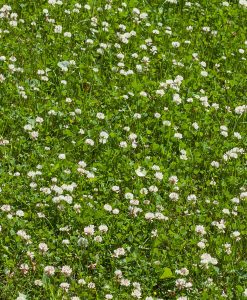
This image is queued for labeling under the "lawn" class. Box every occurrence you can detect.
[0,1,246,299]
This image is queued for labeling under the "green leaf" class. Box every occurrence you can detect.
[160,267,174,279]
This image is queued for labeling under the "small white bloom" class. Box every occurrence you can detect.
[58,153,66,160]
[135,167,147,177]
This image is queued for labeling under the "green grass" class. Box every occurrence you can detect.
[0,1,246,299]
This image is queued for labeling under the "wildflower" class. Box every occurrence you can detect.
[61,265,72,276]
[96,112,105,119]
[169,192,179,201]
[174,133,183,139]
[38,243,48,253]
[20,264,29,275]
[104,204,112,212]
[200,253,218,267]
[58,153,66,159]
[175,268,189,276]
[172,41,180,48]
[201,71,208,77]
[243,289,247,297]
[60,282,70,292]
[197,241,206,249]
[84,225,95,235]
[113,247,125,258]
[211,161,219,168]
[135,167,147,177]
[34,280,43,286]
[54,25,62,33]
[99,225,108,232]
[88,282,95,289]
[195,225,206,235]
[169,175,178,184]
[16,293,27,300]
[155,172,163,180]
[44,266,55,276]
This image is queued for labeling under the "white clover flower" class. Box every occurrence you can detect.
[132,288,142,298]
[221,130,228,137]
[44,266,55,276]
[99,131,109,139]
[113,247,125,258]
[24,124,32,131]
[175,268,189,276]
[234,132,242,139]
[195,225,206,235]
[129,133,137,140]
[125,192,134,200]
[34,279,43,286]
[1,204,11,212]
[96,112,105,119]
[60,282,70,291]
[192,122,199,130]
[231,231,241,241]
[154,112,161,118]
[29,131,39,139]
[112,208,119,214]
[112,186,120,192]
[172,41,180,48]
[54,25,62,33]
[135,167,147,177]
[120,278,131,286]
[78,278,86,285]
[62,239,70,245]
[99,224,108,232]
[222,208,230,215]
[197,241,206,249]
[63,31,71,37]
[169,175,178,185]
[235,105,247,114]
[16,293,27,300]
[211,161,219,168]
[58,153,66,160]
[84,225,95,235]
[149,185,158,192]
[156,89,165,96]
[0,74,6,82]
[104,204,112,212]
[240,192,247,199]
[239,0,247,8]
[243,288,247,297]
[187,194,197,202]
[61,265,72,276]
[145,212,155,220]
[201,70,208,77]
[85,139,94,146]
[114,269,122,278]
[119,141,128,148]
[38,242,48,252]
[133,113,141,119]
[94,235,102,242]
[163,120,171,126]
[173,93,182,104]
[169,192,179,201]
[174,132,183,139]
[155,172,163,180]
[200,253,218,267]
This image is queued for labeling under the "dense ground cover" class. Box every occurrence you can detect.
[0,0,247,299]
